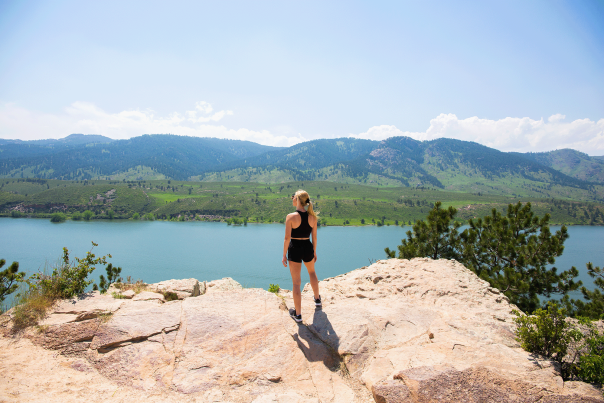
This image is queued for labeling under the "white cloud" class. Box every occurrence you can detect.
[2,103,602,154]
[186,101,234,123]
[352,114,604,155]
[0,101,304,147]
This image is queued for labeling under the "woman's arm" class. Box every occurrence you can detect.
[311,217,318,262]
[282,214,292,267]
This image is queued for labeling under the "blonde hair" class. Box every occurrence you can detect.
[294,189,317,217]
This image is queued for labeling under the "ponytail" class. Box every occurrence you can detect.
[295,189,318,217]
[306,199,317,217]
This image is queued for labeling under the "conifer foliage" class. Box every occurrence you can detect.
[95,263,123,294]
[563,263,604,320]
[0,259,25,304]
[385,201,461,260]
[460,202,580,313]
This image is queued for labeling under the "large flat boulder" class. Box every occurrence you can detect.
[38,291,126,326]
[284,258,603,401]
[90,300,181,350]
[2,264,602,402]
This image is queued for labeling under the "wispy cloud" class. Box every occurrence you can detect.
[0,101,304,147]
[352,114,604,155]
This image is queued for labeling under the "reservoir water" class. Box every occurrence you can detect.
[1,218,602,300]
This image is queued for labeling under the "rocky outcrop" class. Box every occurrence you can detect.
[147,278,205,299]
[1,259,602,403]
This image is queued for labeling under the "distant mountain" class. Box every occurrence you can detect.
[197,136,601,201]
[328,137,592,190]
[0,133,114,146]
[0,134,280,180]
[521,149,604,184]
[40,133,115,145]
[1,133,602,202]
[222,138,379,170]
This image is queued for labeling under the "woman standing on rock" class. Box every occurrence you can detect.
[282,189,321,322]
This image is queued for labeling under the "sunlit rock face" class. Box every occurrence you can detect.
[2,259,602,402]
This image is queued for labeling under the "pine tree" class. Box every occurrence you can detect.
[385,201,461,260]
[95,263,123,294]
[460,202,580,313]
[0,259,25,304]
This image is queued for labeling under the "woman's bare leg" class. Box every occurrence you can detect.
[303,260,320,300]
[289,261,302,315]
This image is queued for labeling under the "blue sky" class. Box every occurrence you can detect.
[0,0,603,153]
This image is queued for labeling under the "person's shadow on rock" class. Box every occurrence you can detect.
[293,307,341,370]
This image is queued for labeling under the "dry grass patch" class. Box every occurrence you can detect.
[11,285,54,331]
[113,277,147,294]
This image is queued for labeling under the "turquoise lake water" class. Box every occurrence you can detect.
[1,218,602,300]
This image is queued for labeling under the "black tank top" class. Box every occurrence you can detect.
[291,211,312,238]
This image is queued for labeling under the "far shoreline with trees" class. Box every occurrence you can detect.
[2,179,603,227]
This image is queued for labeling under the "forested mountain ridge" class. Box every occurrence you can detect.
[0,133,115,146]
[519,149,604,184]
[226,138,378,170]
[0,134,280,180]
[1,133,603,201]
[198,136,603,201]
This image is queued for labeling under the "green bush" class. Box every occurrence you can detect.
[10,210,24,218]
[107,210,115,220]
[575,323,604,385]
[513,303,581,366]
[10,243,112,329]
[145,213,154,221]
[268,284,280,294]
[29,242,111,299]
[162,291,179,301]
[72,211,82,220]
[50,212,66,223]
[512,303,603,383]
[83,210,94,220]
[132,212,140,220]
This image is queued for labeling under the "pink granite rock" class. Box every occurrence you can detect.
[3,262,602,402]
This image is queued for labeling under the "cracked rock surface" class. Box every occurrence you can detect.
[1,260,603,402]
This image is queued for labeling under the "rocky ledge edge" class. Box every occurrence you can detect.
[1,258,602,403]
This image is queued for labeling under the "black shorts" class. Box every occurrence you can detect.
[288,239,314,263]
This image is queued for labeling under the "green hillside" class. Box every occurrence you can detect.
[197,138,604,203]
[520,149,604,184]
[2,134,603,203]
[2,178,603,226]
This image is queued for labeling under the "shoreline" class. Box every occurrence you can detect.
[1,215,602,227]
